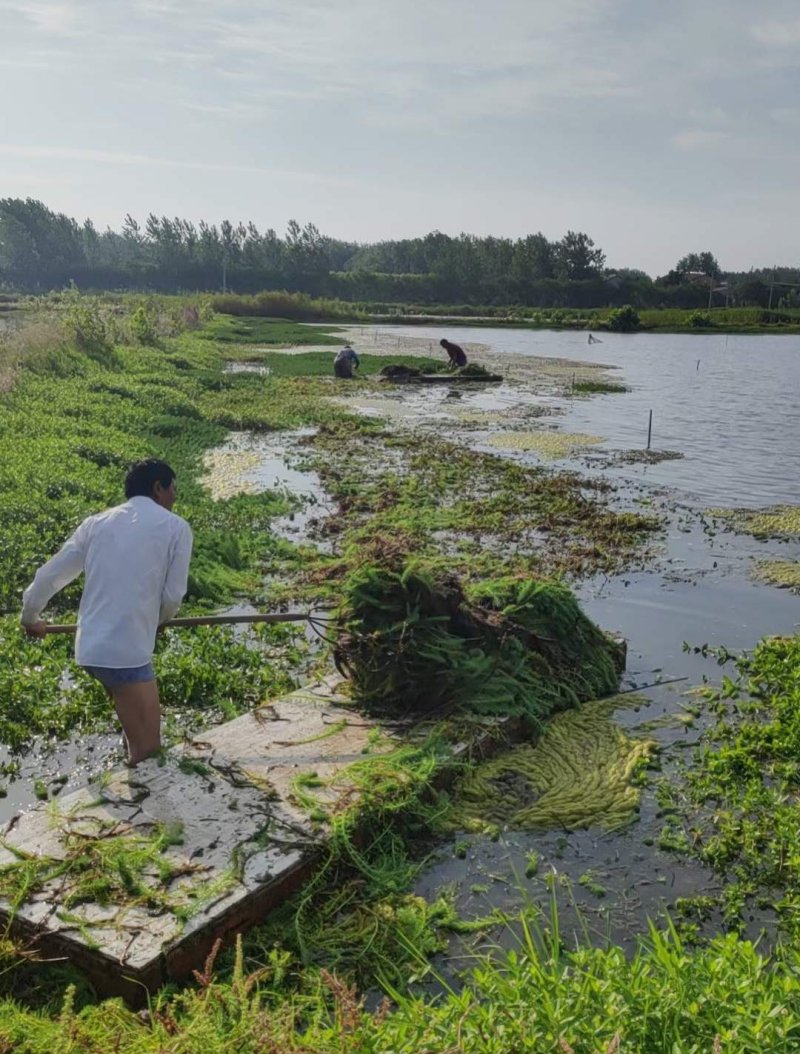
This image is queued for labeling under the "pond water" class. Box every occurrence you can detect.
[379,326,800,508]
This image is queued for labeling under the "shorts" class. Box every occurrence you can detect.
[82,663,155,688]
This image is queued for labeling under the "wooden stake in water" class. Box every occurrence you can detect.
[646,409,653,450]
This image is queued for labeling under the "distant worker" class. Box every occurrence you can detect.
[440,338,467,369]
[334,344,360,379]
[21,459,193,767]
[588,333,597,344]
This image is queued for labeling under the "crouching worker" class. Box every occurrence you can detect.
[440,338,467,369]
[334,344,360,378]
[21,458,193,767]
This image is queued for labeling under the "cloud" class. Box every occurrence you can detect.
[751,18,800,46]
[0,1,83,35]
[671,129,728,150]
[0,143,363,189]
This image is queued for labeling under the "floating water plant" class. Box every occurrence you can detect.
[488,430,602,459]
[201,447,262,500]
[572,380,628,394]
[451,696,656,832]
[709,504,800,538]
[753,559,800,592]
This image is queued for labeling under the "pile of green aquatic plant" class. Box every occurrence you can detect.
[452,696,657,832]
[0,817,209,919]
[456,362,502,381]
[333,541,623,720]
[660,634,800,938]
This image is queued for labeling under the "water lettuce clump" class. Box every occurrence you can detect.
[333,539,623,721]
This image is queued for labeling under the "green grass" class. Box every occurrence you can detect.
[201,315,343,346]
[221,349,447,375]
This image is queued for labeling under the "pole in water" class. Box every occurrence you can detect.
[646,409,653,450]
[696,359,700,371]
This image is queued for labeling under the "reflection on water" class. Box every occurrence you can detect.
[380,326,800,508]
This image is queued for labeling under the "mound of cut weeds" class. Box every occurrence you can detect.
[333,537,624,721]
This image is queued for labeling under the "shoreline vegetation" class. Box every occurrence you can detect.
[0,294,799,1052]
[6,289,800,337]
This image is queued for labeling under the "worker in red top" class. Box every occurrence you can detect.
[440,338,467,369]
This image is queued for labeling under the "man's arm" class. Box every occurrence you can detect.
[21,522,89,634]
[159,521,193,625]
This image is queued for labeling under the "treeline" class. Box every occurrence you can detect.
[1,198,798,310]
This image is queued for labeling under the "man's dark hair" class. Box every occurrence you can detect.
[439,338,448,348]
[125,458,176,499]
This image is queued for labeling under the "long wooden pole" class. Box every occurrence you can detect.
[43,612,314,635]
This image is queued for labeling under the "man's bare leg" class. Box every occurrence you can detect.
[110,680,161,766]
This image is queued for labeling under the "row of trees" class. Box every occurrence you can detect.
[1,198,797,308]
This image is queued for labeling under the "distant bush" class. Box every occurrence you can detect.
[210,290,364,322]
[606,305,640,332]
[129,305,159,345]
[688,310,714,328]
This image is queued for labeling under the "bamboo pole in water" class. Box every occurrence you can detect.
[43,612,314,635]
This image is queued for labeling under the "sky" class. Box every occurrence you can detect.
[1,0,799,276]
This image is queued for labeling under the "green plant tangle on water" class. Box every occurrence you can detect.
[659,634,800,939]
[452,696,657,832]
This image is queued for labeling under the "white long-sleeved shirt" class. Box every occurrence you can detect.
[21,496,193,668]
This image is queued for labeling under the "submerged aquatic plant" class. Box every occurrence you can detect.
[451,696,657,832]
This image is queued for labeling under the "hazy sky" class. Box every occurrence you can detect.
[1,0,798,275]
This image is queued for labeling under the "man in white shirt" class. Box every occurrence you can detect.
[21,458,193,766]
